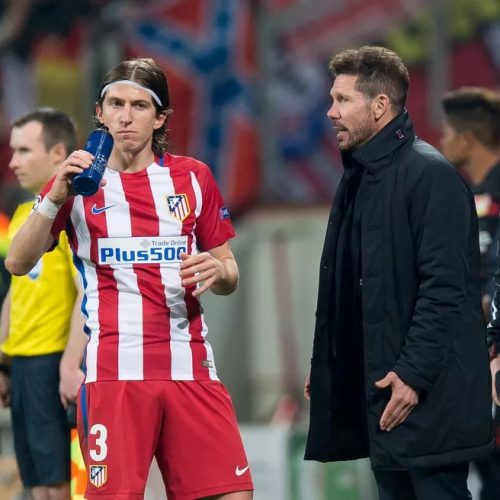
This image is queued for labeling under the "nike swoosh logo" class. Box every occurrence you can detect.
[235,465,249,476]
[91,203,115,215]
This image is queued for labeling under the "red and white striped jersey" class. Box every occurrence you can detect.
[42,154,235,382]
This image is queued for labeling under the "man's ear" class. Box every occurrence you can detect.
[95,103,104,125]
[49,142,67,165]
[461,130,477,149]
[154,108,173,130]
[372,94,390,120]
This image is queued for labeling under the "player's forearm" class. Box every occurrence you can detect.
[5,211,54,276]
[210,257,239,295]
[60,330,87,375]
[61,284,87,373]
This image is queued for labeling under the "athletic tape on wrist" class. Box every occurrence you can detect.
[36,196,61,219]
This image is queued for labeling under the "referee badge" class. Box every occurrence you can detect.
[89,465,107,488]
[166,194,191,222]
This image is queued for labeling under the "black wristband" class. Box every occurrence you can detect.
[0,363,10,376]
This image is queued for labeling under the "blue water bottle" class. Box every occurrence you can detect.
[72,128,114,196]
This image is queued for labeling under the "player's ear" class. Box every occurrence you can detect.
[372,94,390,120]
[154,108,172,130]
[49,142,67,165]
[461,130,477,148]
[95,102,104,126]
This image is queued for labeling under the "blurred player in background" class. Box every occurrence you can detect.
[0,107,86,500]
[6,58,253,500]
[441,87,500,319]
[443,88,500,500]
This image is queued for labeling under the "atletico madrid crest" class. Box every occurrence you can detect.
[89,465,107,488]
[166,194,191,222]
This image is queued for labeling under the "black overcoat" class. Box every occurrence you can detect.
[305,111,493,469]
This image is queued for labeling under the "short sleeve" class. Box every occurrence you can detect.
[194,166,236,251]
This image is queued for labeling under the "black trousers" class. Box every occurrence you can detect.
[374,463,471,500]
[475,452,500,500]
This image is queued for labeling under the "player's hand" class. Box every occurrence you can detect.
[48,150,103,204]
[0,372,10,407]
[304,373,311,401]
[179,252,225,297]
[59,366,85,409]
[491,355,500,406]
[375,371,418,431]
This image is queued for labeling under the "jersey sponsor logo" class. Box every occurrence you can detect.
[202,359,213,368]
[166,194,191,221]
[219,206,230,220]
[89,464,107,487]
[235,465,249,476]
[98,236,188,265]
[91,203,115,215]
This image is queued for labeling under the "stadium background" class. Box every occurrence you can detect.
[0,0,499,498]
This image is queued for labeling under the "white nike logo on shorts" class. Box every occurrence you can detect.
[235,465,249,476]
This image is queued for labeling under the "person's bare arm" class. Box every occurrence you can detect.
[5,212,55,276]
[59,277,87,409]
[0,288,11,407]
[6,150,95,276]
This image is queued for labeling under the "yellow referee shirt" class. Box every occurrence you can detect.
[2,201,78,356]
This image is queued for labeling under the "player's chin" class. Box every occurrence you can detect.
[19,180,35,191]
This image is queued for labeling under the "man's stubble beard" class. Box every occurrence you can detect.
[340,118,377,153]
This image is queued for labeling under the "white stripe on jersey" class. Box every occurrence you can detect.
[104,170,144,380]
[190,171,218,380]
[190,170,202,254]
[70,196,100,382]
[148,164,194,379]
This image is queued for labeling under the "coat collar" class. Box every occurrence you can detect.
[342,110,415,170]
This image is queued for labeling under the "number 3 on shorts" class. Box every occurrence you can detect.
[89,423,108,461]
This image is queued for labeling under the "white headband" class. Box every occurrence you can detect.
[100,80,163,107]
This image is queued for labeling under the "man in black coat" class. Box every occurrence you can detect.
[304,46,493,500]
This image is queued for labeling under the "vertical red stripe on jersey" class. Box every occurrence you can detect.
[120,171,172,379]
[170,169,209,379]
[64,212,78,256]
[82,193,119,380]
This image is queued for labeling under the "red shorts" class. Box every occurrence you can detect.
[77,380,253,499]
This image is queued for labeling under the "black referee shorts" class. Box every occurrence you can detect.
[10,352,70,487]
